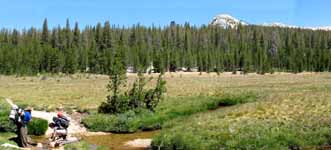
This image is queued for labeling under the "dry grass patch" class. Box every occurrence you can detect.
[0,72,330,111]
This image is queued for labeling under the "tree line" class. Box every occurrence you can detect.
[0,19,331,75]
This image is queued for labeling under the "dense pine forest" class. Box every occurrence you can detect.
[1,19,331,75]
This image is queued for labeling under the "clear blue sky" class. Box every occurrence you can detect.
[1,0,330,29]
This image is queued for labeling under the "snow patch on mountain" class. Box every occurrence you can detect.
[310,26,331,31]
[262,22,297,28]
[210,14,247,28]
[211,14,331,31]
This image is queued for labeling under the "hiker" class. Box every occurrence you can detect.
[9,105,21,125]
[16,107,34,148]
[49,112,70,141]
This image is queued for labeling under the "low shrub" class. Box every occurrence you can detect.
[0,99,18,148]
[99,73,166,114]
[82,113,117,132]
[27,118,48,136]
[0,99,16,132]
[218,92,257,106]
[82,109,152,133]
[83,93,257,133]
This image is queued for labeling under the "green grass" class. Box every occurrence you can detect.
[27,118,48,136]
[64,141,107,150]
[152,119,331,150]
[151,80,331,149]
[152,115,331,150]
[2,73,331,149]
[0,132,17,146]
[82,93,257,133]
[0,99,18,149]
[0,72,321,111]
[0,98,16,132]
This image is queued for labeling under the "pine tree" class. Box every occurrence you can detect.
[65,18,72,49]
[41,18,49,45]
[98,48,127,114]
[1,20,331,75]
[73,22,80,48]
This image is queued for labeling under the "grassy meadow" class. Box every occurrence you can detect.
[151,73,331,149]
[1,72,328,111]
[1,72,331,149]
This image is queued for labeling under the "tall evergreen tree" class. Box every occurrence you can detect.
[41,18,49,45]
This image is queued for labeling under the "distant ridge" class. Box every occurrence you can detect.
[210,14,247,28]
[210,14,331,31]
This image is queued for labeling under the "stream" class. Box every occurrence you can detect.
[31,131,159,150]
[5,98,158,150]
[83,131,158,150]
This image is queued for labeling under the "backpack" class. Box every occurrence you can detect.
[9,107,22,124]
[9,109,16,121]
[58,117,70,129]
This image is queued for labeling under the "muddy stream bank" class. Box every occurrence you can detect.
[31,131,158,150]
[83,131,158,150]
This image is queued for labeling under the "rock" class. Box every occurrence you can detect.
[0,143,20,149]
[49,142,64,150]
[37,143,43,148]
[210,14,247,28]
[50,137,80,148]
[125,139,152,148]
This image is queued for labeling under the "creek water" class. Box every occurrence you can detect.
[31,130,159,150]
[83,131,159,150]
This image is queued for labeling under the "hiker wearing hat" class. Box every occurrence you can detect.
[17,107,33,147]
[50,109,70,141]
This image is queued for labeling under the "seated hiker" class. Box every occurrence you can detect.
[49,112,70,141]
